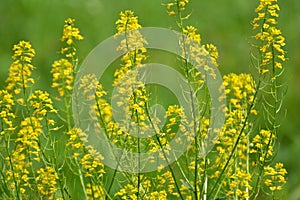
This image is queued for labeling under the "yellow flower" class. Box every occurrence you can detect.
[166,3,174,9]
[183,26,201,44]
[252,0,286,71]
[30,90,57,117]
[227,168,252,199]
[172,0,189,11]
[115,10,141,35]
[168,10,176,16]
[86,183,105,199]
[52,18,83,98]
[36,166,58,198]
[6,41,35,93]
[114,10,147,85]
[115,184,138,199]
[250,129,275,161]
[51,58,74,97]
[0,90,15,134]
[223,73,256,108]
[61,18,83,45]
[264,163,287,191]
[80,148,105,177]
[149,190,167,200]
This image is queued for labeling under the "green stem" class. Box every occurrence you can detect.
[75,157,88,199]
[133,93,141,199]
[246,131,250,200]
[145,104,184,199]
[45,116,68,200]
[94,95,132,198]
[174,2,200,198]
[201,157,208,200]
[253,44,279,199]
[4,133,21,200]
[62,90,72,131]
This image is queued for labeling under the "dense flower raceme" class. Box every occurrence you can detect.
[62,19,83,41]
[114,10,147,85]
[36,166,59,198]
[6,41,35,93]
[264,163,287,192]
[115,10,142,35]
[0,90,15,134]
[181,25,218,85]
[29,90,57,119]
[51,18,83,98]
[252,0,286,71]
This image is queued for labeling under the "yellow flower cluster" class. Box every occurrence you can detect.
[78,73,110,135]
[6,41,35,94]
[36,166,58,198]
[78,74,123,148]
[148,104,188,156]
[6,150,30,196]
[227,168,252,199]
[162,171,180,197]
[78,73,111,127]
[165,105,183,134]
[218,73,256,153]
[61,18,84,57]
[115,10,141,34]
[114,183,138,199]
[250,129,275,162]
[130,86,148,125]
[181,25,218,80]
[86,183,105,200]
[66,128,86,151]
[264,163,287,191]
[114,10,147,85]
[15,117,43,162]
[148,190,168,200]
[79,74,102,100]
[51,58,74,97]
[29,90,57,120]
[166,0,189,16]
[95,97,112,126]
[80,149,105,178]
[0,90,15,135]
[183,26,201,44]
[114,174,173,199]
[51,18,83,98]
[210,73,258,197]
[252,0,286,70]
[223,73,256,110]
[205,43,219,67]
[112,10,156,156]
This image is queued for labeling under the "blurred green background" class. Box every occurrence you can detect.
[0,0,299,199]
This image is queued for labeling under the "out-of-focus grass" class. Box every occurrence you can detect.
[0,0,299,198]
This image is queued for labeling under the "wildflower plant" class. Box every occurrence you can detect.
[0,0,288,199]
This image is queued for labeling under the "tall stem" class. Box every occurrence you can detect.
[175,2,199,198]
[145,105,184,199]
